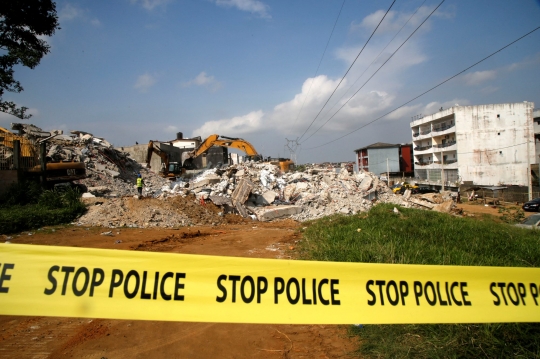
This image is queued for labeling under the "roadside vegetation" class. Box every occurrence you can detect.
[0,181,86,234]
[299,203,540,358]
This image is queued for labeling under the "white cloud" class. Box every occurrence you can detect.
[352,6,455,35]
[194,110,264,138]
[214,0,271,19]
[59,4,82,21]
[192,75,401,139]
[462,70,497,86]
[58,3,101,27]
[422,99,470,114]
[480,86,499,94]
[182,72,222,92]
[165,125,179,132]
[90,18,102,27]
[0,108,40,124]
[131,0,172,10]
[507,52,540,72]
[134,73,157,93]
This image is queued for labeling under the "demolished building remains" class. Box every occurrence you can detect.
[4,123,456,227]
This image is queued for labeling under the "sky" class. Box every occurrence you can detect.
[1,0,540,164]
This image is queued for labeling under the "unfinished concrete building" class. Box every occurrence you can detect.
[410,102,535,188]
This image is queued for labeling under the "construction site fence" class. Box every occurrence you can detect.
[0,135,39,171]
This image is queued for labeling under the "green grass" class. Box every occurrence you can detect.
[0,181,86,234]
[298,203,540,358]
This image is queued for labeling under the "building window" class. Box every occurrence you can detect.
[498,133,500,135]
[497,114,500,118]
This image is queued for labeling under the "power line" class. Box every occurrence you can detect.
[302,0,444,144]
[291,0,346,128]
[297,0,397,142]
[305,25,540,150]
[309,0,428,137]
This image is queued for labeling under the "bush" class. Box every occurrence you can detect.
[0,182,86,234]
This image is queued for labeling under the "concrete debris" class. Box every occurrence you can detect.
[135,162,455,222]
[13,123,155,198]
[15,124,457,225]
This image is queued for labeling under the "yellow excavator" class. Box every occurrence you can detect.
[182,134,262,169]
[146,135,294,175]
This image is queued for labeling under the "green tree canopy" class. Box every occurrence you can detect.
[0,0,59,119]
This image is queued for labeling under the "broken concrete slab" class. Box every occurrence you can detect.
[255,205,302,221]
[235,202,249,217]
[358,177,373,191]
[209,195,232,206]
[432,200,454,213]
[106,169,120,178]
[261,190,277,204]
[231,178,255,206]
[190,177,221,190]
[407,198,435,209]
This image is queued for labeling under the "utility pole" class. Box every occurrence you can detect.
[441,151,445,192]
[386,158,389,185]
[285,137,300,165]
[526,101,533,200]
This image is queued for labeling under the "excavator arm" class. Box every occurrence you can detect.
[146,140,169,173]
[185,134,259,165]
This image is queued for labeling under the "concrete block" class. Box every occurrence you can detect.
[408,198,435,209]
[433,200,454,213]
[235,169,245,177]
[209,195,232,206]
[358,177,373,191]
[283,184,295,201]
[191,177,221,190]
[231,178,255,205]
[88,186,110,195]
[106,169,120,178]
[255,205,302,221]
[262,190,277,204]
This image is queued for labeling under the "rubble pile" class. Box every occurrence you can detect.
[143,162,443,222]
[76,196,227,228]
[12,123,170,197]
[11,123,456,225]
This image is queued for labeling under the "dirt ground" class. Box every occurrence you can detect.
[0,198,530,359]
[457,200,532,218]
[0,218,359,359]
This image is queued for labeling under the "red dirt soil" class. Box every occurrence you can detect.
[0,220,358,359]
[2,201,518,358]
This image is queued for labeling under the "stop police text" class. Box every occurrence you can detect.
[44,266,186,301]
[216,275,341,305]
[366,280,472,306]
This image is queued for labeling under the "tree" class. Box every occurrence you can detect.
[0,0,59,119]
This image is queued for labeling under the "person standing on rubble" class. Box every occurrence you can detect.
[136,173,144,197]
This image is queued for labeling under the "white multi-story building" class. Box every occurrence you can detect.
[410,102,535,187]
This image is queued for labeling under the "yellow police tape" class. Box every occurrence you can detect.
[1,243,539,324]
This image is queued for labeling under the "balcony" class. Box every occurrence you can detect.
[433,141,456,149]
[413,132,420,137]
[414,145,432,151]
[432,123,455,132]
[420,129,431,135]
[415,161,433,166]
